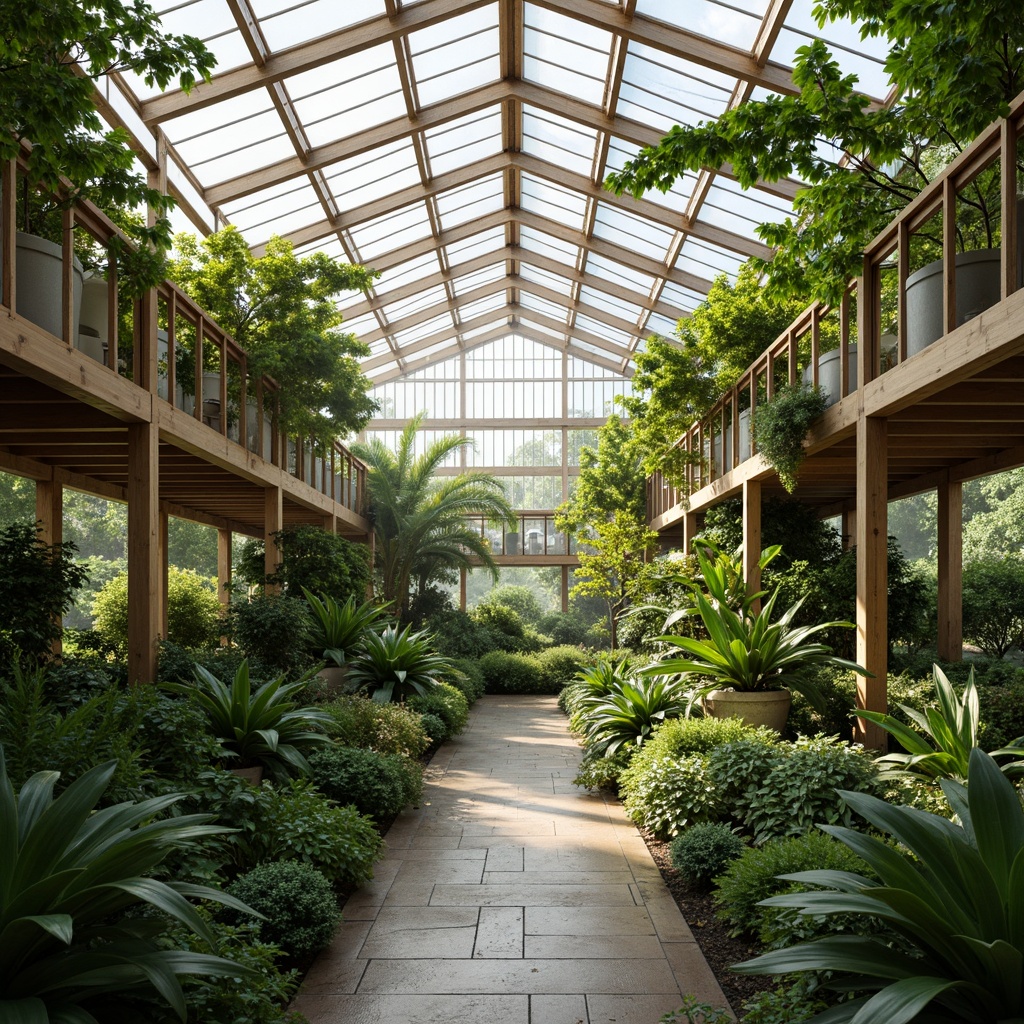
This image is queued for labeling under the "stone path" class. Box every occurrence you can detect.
[291,695,731,1024]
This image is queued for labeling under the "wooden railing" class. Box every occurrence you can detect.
[648,90,1024,523]
[465,511,576,557]
[0,152,366,516]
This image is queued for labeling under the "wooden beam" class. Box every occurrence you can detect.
[742,478,762,612]
[127,421,161,684]
[854,415,888,750]
[936,477,963,662]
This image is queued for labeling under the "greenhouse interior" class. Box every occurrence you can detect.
[3,2,1024,1023]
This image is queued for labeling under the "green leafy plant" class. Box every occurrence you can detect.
[646,547,862,713]
[442,658,486,703]
[706,738,785,823]
[0,751,255,1023]
[230,596,316,676]
[302,589,388,667]
[578,676,691,755]
[321,695,430,758]
[735,748,1024,1023]
[308,745,420,820]
[226,861,340,962]
[407,682,470,741]
[346,624,451,703]
[572,746,634,791]
[670,822,746,885]
[165,661,331,778]
[658,995,733,1023]
[857,663,1024,782]
[478,649,550,694]
[752,383,829,493]
[619,752,719,838]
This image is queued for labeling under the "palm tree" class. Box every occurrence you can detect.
[352,414,516,621]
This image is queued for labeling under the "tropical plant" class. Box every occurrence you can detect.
[351,413,516,621]
[164,661,331,778]
[0,751,255,1023]
[751,383,829,493]
[735,748,1024,1024]
[645,547,862,713]
[578,676,691,755]
[857,664,1024,782]
[345,624,452,703]
[321,695,430,757]
[407,681,470,740]
[308,745,419,820]
[302,589,387,667]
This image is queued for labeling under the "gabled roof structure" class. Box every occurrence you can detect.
[109,0,891,383]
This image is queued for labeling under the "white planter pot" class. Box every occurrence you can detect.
[738,408,751,463]
[202,371,222,430]
[805,346,858,408]
[6,232,84,341]
[262,413,273,459]
[156,329,169,400]
[76,328,104,364]
[245,400,260,452]
[79,275,109,349]
[704,688,792,734]
[906,249,1002,356]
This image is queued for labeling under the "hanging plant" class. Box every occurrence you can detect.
[752,382,828,492]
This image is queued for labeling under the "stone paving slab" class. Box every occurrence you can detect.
[291,695,731,1023]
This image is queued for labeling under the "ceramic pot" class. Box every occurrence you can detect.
[704,687,792,733]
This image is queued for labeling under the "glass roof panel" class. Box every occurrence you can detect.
[425,109,503,177]
[408,5,501,107]
[518,264,572,291]
[341,311,381,337]
[254,0,388,48]
[520,174,587,232]
[460,293,509,320]
[223,184,324,242]
[323,138,422,212]
[634,0,768,49]
[583,254,655,296]
[604,138,695,212]
[674,237,744,281]
[374,251,441,292]
[380,284,450,321]
[523,4,611,107]
[394,313,454,347]
[435,174,504,230]
[294,236,347,261]
[617,42,734,133]
[519,226,581,265]
[289,46,406,146]
[592,203,674,260]
[445,226,507,264]
[452,265,507,292]
[349,203,432,260]
[579,286,643,323]
[660,280,707,313]
[520,294,570,321]
[647,312,681,337]
[574,313,632,348]
[521,109,596,178]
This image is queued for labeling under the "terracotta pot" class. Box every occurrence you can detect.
[229,765,263,785]
[704,688,791,733]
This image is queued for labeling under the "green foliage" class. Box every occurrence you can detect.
[0,0,213,281]
[473,603,539,653]
[532,645,595,691]
[658,995,734,1023]
[736,749,1024,1023]
[351,414,515,621]
[572,746,635,791]
[321,695,430,758]
[407,682,470,741]
[0,663,146,801]
[0,752,254,1022]
[714,830,873,942]
[0,521,88,662]
[236,526,372,603]
[422,608,495,659]
[752,383,829,493]
[635,714,776,762]
[961,556,1024,657]
[346,624,451,703]
[577,676,690,756]
[165,661,331,779]
[418,713,447,746]
[169,227,378,445]
[539,611,591,647]
[740,984,829,1024]
[230,595,315,676]
[670,822,746,885]
[786,667,858,740]
[226,861,339,962]
[478,650,548,694]
[706,738,786,820]
[619,753,718,838]
[859,664,1024,782]
[741,735,881,844]
[303,589,387,666]
[308,744,420,820]
[977,678,1024,751]
[92,566,221,654]
[479,584,544,624]
[443,658,486,703]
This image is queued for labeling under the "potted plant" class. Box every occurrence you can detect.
[302,588,389,691]
[643,547,862,732]
[752,382,828,493]
[346,624,453,703]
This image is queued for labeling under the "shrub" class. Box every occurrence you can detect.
[786,667,857,739]
[473,603,543,653]
[534,645,595,690]
[741,984,829,1024]
[979,678,1024,750]
[576,676,690,755]
[539,611,590,647]
[423,608,495,659]
[227,861,340,961]
[637,715,775,762]
[619,753,718,838]
[707,739,786,825]
[479,649,547,693]
[92,566,222,654]
[670,822,746,885]
[308,744,419,820]
[559,680,590,718]
[480,584,544,624]
[321,695,429,757]
[962,555,1024,657]
[443,658,486,703]
[347,624,451,702]
[418,712,447,745]
[0,520,88,662]
[741,735,881,844]
[573,746,634,791]
[407,681,470,739]
[714,831,873,942]
[127,684,223,784]
[230,595,316,675]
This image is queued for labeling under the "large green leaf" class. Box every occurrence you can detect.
[0,998,50,1024]
[847,977,964,1024]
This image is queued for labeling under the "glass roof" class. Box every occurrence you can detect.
[119,0,892,384]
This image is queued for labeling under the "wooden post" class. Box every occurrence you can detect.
[459,568,467,611]
[264,486,282,592]
[682,510,698,555]
[854,415,888,749]
[561,565,569,613]
[127,422,160,684]
[35,475,63,656]
[217,527,233,612]
[841,508,857,552]
[742,479,762,612]
[936,477,963,662]
[158,510,168,639]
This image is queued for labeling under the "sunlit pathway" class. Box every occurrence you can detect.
[291,695,730,1024]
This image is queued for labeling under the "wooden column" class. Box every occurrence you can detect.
[35,476,63,656]
[937,477,963,662]
[682,510,698,555]
[561,565,570,613]
[855,415,888,749]
[158,510,168,639]
[264,486,282,592]
[217,528,232,612]
[841,508,857,552]
[742,479,762,610]
[127,422,160,684]
[459,568,467,611]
